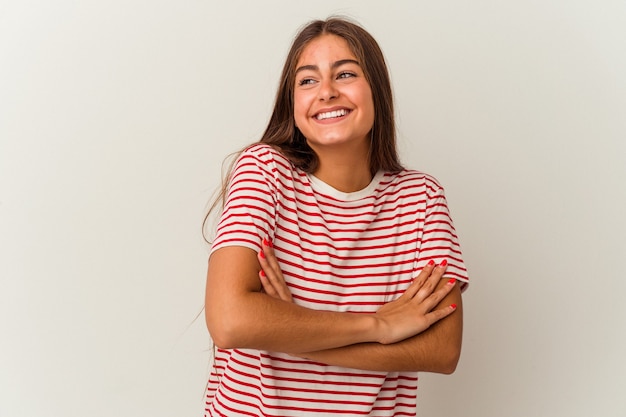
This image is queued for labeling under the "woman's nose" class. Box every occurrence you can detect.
[317,79,338,101]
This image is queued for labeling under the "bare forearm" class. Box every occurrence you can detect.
[208,290,379,352]
[295,286,463,373]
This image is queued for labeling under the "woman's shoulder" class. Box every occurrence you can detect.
[239,143,293,167]
[234,143,302,186]
[241,143,286,160]
[384,168,444,191]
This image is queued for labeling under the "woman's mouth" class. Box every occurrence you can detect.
[315,108,351,121]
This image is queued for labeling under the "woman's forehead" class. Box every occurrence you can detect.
[296,34,358,68]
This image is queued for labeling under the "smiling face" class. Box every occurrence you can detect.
[293,34,375,156]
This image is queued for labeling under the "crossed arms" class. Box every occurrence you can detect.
[205,240,463,374]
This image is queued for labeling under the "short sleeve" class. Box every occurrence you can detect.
[210,146,278,255]
[421,178,470,292]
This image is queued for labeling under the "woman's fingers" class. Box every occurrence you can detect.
[414,259,449,302]
[261,238,281,273]
[258,238,293,302]
[399,260,434,300]
[402,259,447,301]
[259,270,279,297]
[420,277,457,314]
[423,301,458,326]
[374,260,458,344]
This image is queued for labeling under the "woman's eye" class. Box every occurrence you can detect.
[298,78,315,86]
[337,71,356,79]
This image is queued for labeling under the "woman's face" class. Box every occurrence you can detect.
[293,34,375,154]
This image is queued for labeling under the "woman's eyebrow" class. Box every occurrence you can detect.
[295,59,360,74]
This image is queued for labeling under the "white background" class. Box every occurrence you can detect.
[1,1,625,416]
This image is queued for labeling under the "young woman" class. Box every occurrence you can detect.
[204,17,469,416]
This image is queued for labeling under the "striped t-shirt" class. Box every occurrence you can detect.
[204,143,469,416]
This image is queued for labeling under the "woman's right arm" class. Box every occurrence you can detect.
[205,246,456,353]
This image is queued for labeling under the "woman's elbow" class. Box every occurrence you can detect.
[205,308,242,350]
[439,358,459,375]
[437,346,461,375]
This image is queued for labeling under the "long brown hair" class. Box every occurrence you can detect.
[203,17,403,240]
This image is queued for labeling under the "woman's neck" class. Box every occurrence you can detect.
[311,146,372,193]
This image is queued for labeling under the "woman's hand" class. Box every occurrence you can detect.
[373,260,457,344]
[257,238,293,302]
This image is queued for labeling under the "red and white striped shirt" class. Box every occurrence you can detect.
[205,144,469,416]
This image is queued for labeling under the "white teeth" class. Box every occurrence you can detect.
[316,109,348,120]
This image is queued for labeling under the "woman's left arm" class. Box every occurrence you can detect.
[296,283,462,373]
[258,240,463,373]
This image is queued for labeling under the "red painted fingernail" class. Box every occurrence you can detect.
[260,250,265,259]
[440,259,448,267]
[427,260,435,266]
[260,270,266,277]
[448,278,456,284]
[263,238,269,247]
[450,304,457,309]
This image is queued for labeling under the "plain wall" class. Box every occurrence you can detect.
[1,1,625,416]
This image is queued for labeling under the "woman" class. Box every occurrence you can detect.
[204,17,469,416]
